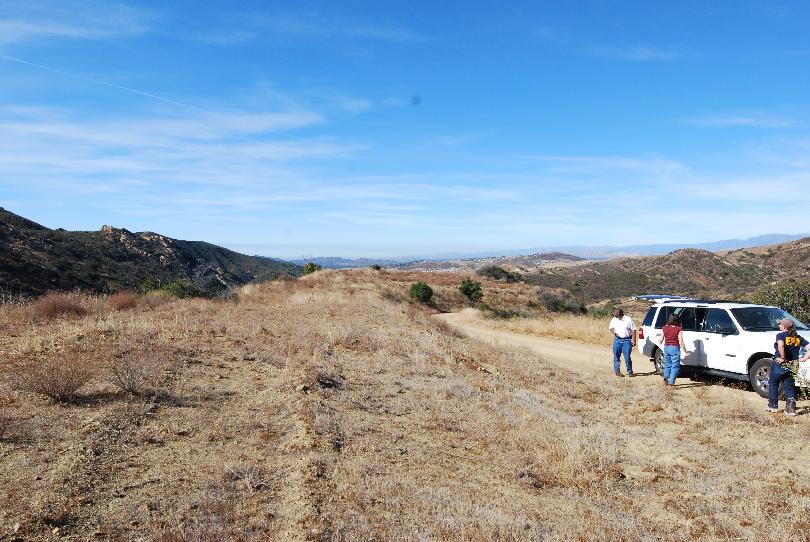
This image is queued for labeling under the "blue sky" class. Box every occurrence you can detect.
[1,1,809,258]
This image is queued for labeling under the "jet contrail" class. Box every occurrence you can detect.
[0,52,310,144]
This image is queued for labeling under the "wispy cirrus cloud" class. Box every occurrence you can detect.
[0,1,152,45]
[526,155,688,178]
[184,11,426,46]
[248,12,426,43]
[531,24,678,62]
[682,113,797,128]
[589,46,679,62]
[0,104,356,191]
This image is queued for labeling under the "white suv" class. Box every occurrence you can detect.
[637,299,810,397]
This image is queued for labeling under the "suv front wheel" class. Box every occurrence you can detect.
[749,357,773,398]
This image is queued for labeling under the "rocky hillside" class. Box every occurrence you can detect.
[0,208,301,296]
[525,240,810,303]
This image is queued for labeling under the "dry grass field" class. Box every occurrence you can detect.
[480,304,651,347]
[1,270,809,541]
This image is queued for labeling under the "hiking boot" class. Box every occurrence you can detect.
[627,372,635,377]
[614,372,623,377]
[785,400,797,417]
[766,406,778,413]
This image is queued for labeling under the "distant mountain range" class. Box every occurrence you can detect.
[0,208,300,296]
[292,234,808,268]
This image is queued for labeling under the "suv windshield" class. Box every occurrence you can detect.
[730,307,809,331]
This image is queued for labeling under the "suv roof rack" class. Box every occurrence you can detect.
[633,294,692,301]
[660,298,751,304]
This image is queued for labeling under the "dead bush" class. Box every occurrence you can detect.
[142,290,173,310]
[108,338,164,394]
[17,346,99,402]
[108,292,137,311]
[330,326,378,353]
[0,410,13,440]
[223,463,267,492]
[30,293,88,320]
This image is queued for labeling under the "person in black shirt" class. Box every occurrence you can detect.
[768,317,810,416]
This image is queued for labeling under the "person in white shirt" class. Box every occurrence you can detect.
[608,309,637,376]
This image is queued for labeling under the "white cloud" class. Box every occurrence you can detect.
[590,46,679,62]
[250,12,426,43]
[0,1,152,44]
[526,155,687,178]
[682,114,796,128]
[0,105,359,191]
[334,97,373,114]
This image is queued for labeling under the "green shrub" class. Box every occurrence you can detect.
[459,278,483,304]
[477,266,522,283]
[541,292,586,314]
[752,280,810,324]
[409,282,433,303]
[303,262,322,275]
[139,277,160,293]
[161,279,205,299]
[370,264,382,271]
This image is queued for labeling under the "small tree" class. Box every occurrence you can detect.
[303,262,322,275]
[752,280,810,324]
[477,266,522,283]
[459,277,483,304]
[370,264,382,271]
[409,282,433,303]
[161,279,205,299]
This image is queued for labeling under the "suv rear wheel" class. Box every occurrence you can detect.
[654,348,663,375]
[749,357,773,398]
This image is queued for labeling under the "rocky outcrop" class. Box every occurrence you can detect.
[0,208,301,296]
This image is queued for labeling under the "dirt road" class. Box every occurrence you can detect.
[436,309,771,407]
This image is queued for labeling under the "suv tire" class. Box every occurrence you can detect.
[654,348,663,375]
[749,357,773,398]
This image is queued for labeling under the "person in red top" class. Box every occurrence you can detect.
[660,314,688,386]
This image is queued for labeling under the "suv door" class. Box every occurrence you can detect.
[653,305,703,366]
[700,308,744,373]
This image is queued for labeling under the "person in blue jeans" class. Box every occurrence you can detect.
[769,317,810,416]
[660,314,689,386]
[609,309,637,376]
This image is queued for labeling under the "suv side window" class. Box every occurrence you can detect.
[642,307,656,327]
[675,307,698,331]
[704,308,738,334]
[654,306,672,328]
[654,306,699,331]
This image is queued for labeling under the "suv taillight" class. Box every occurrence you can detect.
[638,329,644,339]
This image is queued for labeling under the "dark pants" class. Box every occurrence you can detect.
[768,360,796,409]
[612,337,632,374]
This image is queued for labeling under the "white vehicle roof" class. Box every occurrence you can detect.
[649,300,772,309]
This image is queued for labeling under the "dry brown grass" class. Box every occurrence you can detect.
[487,313,614,346]
[108,292,137,311]
[0,269,807,541]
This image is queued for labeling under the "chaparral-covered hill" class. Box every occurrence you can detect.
[524,240,810,303]
[0,208,300,296]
